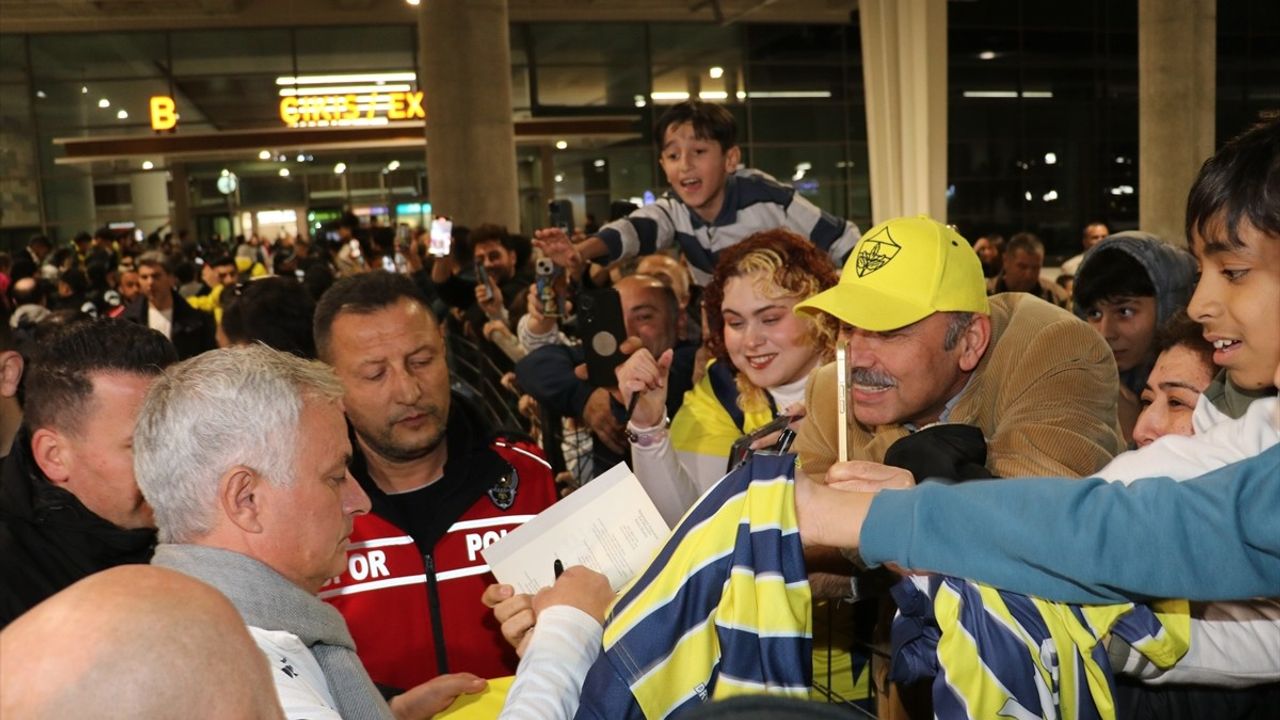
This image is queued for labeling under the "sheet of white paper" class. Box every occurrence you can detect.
[482,462,670,595]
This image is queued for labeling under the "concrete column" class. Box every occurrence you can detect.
[1138,0,1215,248]
[130,170,170,236]
[418,0,519,229]
[858,0,948,223]
[169,163,191,237]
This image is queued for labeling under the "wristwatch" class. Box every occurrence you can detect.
[625,416,670,447]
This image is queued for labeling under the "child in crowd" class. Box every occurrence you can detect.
[535,100,860,287]
[1184,118,1280,428]
[1072,230,1197,441]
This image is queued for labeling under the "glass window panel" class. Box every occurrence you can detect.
[0,87,40,229]
[744,64,846,100]
[650,23,742,102]
[746,143,864,220]
[512,66,531,112]
[748,102,853,143]
[745,25,848,65]
[295,26,414,72]
[536,65,646,107]
[510,24,530,65]
[33,78,174,133]
[0,35,27,83]
[531,23,644,65]
[172,74,283,131]
[171,29,294,76]
[949,0,1022,28]
[30,33,168,79]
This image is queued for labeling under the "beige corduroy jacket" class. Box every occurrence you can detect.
[796,293,1126,482]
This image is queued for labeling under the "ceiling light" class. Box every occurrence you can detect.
[554,173,565,183]
[116,109,129,119]
[258,150,272,160]
[334,162,347,174]
[275,72,417,86]
[978,51,996,61]
[1044,152,1057,165]
[81,85,88,94]
[36,90,46,99]
[1024,191,1033,202]
[278,84,412,97]
[279,168,290,177]
[593,159,606,168]
[651,91,691,102]
[97,98,110,108]
[709,66,724,79]
[744,91,832,99]
[698,91,728,101]
[297,153,307,162]
[220,168,230,176]
[142,161,154,170]
[555,140,568,150]
[387,160,401,171]
[407,0,420,5]
[633,94,647,108]
[1042,189,1059,202]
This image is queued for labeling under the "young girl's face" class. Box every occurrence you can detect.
[721,273,824,391]
[1188,219,1280,391]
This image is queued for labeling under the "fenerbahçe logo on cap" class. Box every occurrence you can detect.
[854,226,902,277]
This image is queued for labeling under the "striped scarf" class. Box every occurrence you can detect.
[574,454,812,719]
[893,575,1189,720]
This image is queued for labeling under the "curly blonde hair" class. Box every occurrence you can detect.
[702,229,839,413]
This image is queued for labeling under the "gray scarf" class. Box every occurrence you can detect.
[152,544,394,720]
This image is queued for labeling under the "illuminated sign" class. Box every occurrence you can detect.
[279,91,425,128]
[150,96,177,131]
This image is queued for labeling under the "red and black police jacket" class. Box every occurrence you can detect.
[321,399,557,692]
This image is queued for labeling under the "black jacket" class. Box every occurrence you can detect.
[515,340,698,477]
[0,429,156,628]
[121,290,216,360]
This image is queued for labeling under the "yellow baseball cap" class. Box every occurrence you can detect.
[795,215,990,331]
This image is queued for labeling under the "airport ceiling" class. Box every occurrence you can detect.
[0,0,862,33]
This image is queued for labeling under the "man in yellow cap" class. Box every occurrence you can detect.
[794,215,1125,482]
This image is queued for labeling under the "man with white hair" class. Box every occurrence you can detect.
[137,345,485,720]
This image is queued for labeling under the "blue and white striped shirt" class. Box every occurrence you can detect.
[597,169,860,285]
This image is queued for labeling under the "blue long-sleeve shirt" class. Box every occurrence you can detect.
[860,445,1280,604]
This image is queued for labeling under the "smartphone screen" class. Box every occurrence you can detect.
[577,288,627,388]
[548,199,573,234]
[428,217,453,257]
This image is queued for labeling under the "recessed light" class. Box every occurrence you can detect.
[142,161,154,170]
[258,150,272,160]
[279,168,290,177]
[116,109,128,119]
[555,140,568,150]
[97,98,110,108]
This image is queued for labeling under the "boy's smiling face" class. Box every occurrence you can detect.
[659,121,741,223]
[1188,218,1280,391]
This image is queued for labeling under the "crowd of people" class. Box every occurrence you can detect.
[0,102,1276,720]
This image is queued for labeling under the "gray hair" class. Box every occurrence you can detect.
[942,312,975,351]
[134,344,345,543]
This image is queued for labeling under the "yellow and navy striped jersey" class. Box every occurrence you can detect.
[573,454,812,719]
[894,575,1189,720]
